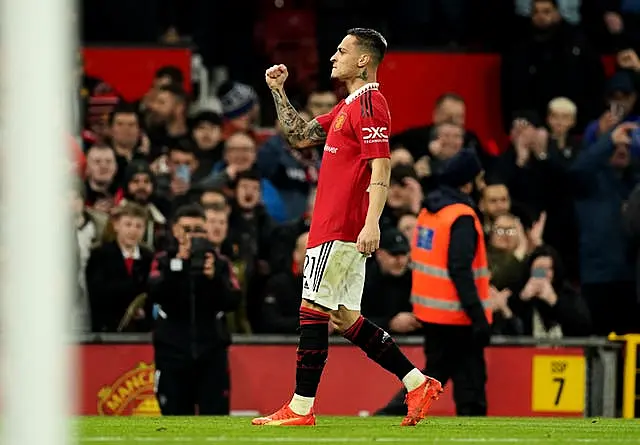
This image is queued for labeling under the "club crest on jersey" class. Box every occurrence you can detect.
[333,113,347,131]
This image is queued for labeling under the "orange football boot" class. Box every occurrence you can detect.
[401,376,443,426]
[251,404,316,426]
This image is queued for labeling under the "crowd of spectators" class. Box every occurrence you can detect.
[76,0,640,340]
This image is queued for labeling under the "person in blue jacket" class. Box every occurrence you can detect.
[256,133,320,222]
[571,121,640,335]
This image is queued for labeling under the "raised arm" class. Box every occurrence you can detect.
[266,64,327,148]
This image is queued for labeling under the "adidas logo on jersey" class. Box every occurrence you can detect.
[304,280,310,290]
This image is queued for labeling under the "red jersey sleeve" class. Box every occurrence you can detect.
[315,100,343,133]
[352,91,391,160]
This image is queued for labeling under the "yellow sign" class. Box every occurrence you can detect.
[532,355,585,412]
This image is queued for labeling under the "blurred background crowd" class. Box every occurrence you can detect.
[75,0,640,341]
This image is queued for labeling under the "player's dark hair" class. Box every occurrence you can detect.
[155,65,184,85]
[435,93,465,108]
[346,28,387,65]
[173,203,206,224]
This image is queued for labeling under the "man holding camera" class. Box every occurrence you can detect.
[150,204,241,415]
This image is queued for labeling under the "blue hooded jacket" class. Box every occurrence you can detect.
[570,132,640,283]
[256,134,319,221]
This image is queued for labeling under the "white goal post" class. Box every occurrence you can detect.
[1,0,76,443]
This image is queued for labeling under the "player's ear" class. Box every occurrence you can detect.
[358,54,370,68]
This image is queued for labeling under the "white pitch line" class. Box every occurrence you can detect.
[78,437,640,443]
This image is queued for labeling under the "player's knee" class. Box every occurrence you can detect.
[330,309,360,334]
[329,313,346,333]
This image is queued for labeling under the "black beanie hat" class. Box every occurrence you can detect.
[435,148,482,188]
[124,159,153,186]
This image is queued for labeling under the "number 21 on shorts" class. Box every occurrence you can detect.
[303,254,316,291]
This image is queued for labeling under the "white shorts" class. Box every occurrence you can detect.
[301,240,367,311]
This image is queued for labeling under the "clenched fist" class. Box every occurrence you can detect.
[265,64,288,90]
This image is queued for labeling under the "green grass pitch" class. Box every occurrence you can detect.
[77,416,640,445]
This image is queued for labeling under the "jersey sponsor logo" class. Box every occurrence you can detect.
[362,126,388,144]
[324,145,339,154]
[416,227,435,251]
[333,113,347,131]
[97,362,160,416]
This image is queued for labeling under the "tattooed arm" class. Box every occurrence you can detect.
[266,64,328,148]
[271,88,327,148]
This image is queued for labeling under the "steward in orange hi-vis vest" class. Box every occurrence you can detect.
[377,147,492,417]
[411,203,492,325]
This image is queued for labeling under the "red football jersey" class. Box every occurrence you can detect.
[307,83,391,248]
